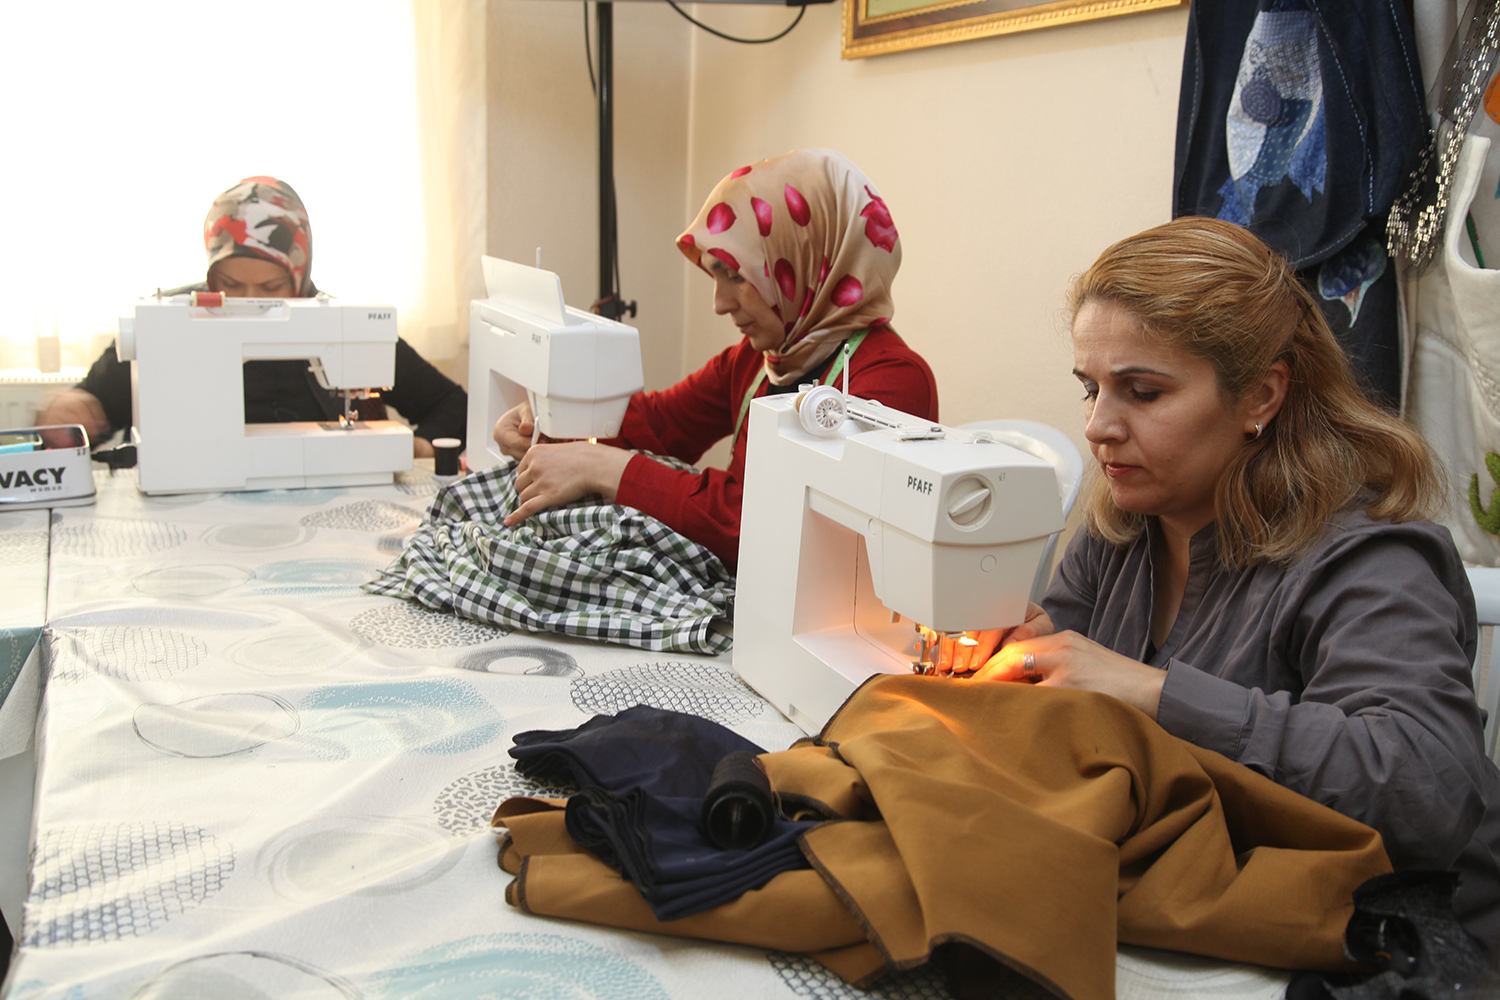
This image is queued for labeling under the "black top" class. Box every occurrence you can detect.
[84,286,468,446]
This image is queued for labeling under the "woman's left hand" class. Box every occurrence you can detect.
[504,442,633,526]
[971,630,1166,720]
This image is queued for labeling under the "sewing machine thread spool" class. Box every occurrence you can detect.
[794,384,847,438]
[700,751,775,851]
[190,291,225,308]
[432,437,462,483]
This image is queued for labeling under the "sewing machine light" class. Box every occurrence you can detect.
[907,626,984,677]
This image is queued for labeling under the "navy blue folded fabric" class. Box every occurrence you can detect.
[509,706,816,920]
[509,705,764,791]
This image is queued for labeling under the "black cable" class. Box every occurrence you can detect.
[665,0,806,44]
[92,442,137,470]
[587,0,812,318]
[583,2,597,96]
[584,2,630,316]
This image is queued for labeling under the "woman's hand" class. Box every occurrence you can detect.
[940,602,1055,675]
[504,442,633,526]
[493,401,536,460]
[971,630,1166,719]
[37,389,110,444]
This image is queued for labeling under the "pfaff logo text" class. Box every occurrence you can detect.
[367,311,393,321]
[0,467,65,489]
[906,475,933,495]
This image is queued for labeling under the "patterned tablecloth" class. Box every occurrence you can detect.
[0,468,1293,1000]
[0,507,49,942]
[0,508,48,732]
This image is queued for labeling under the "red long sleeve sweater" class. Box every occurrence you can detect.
[610,328,938,570]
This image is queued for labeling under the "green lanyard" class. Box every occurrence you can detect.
[730,328,870,454]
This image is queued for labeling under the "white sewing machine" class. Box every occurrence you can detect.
[467,256,643,472]
[117,293,413,494]
[734,389,1066,733]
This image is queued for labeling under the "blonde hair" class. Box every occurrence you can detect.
[1068,216,1443,567]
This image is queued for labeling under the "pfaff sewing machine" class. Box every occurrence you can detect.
[734,388,1066,733]
[117,293,413,494]
[467,255,643,472]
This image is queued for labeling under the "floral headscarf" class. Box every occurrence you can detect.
[203,176,313,296]
[678,149,900,385]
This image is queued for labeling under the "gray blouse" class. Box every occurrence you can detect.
[1044,508,1500,952]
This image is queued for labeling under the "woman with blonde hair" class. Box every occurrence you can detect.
[955,216,1500,956]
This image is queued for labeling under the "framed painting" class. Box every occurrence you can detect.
[841,0,1187,58]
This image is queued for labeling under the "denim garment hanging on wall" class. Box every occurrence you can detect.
[1173,0,1427,407]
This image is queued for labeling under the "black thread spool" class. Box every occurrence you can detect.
[432,437,462,482]
[700,751,775,851]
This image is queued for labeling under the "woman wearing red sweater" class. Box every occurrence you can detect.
[493,148,938,570]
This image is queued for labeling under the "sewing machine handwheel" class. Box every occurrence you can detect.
[795,385,846,438]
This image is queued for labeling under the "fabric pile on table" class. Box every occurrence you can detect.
[365,462,734,654]
[508,706,817,920]
[494,676,1394,1000]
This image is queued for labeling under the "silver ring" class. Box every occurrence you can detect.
[1022,651,1037,676]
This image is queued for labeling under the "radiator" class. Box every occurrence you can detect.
[0,369,86,430]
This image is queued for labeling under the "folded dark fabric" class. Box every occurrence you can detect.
[509,705,764,793]
[565,785,814,920]
[508,705,815,920]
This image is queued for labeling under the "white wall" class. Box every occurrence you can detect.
[487,0,1191,486]
[679,2,1191,471]
[486,0,695,395]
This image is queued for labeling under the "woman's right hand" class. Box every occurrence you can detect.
[493,401,535,460]
[942,602,1055,676]
[37,389,110,445]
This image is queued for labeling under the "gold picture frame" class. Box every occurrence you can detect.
[842,0,1187,59]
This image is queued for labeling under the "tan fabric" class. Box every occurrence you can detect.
[676,149,901,385]
[494,677,1391,1000]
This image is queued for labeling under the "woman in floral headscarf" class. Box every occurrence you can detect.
[40,177,467,457]
[493,149,937,569]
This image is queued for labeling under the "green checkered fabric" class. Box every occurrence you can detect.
[364,461,734,654]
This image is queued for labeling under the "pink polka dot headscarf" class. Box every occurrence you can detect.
[678,149,900,384]
[203,176,314,296]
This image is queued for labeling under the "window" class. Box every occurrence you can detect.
[0,1,425,373]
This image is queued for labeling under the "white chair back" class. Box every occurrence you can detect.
[1467,567,1500,761]
[959,419,1085,603]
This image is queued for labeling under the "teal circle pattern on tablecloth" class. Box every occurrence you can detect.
[369,933,670,1000]
[225,488,349,506]
[294,679,503,759]
[250,558,385,596]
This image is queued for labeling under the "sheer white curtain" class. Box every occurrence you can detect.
[410,0,489,364]
[0,0,484,375]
